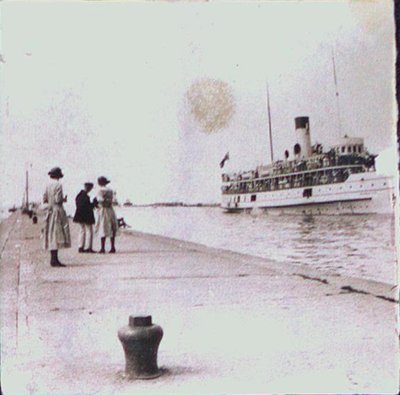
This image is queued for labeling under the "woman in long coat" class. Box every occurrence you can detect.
[43,167,71,267]
[95,176,119,253]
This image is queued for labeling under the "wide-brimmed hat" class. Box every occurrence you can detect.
[48,167,64,178]
[97,176,110,186]
[84,182,94,188]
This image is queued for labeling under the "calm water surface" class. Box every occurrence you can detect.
[118,207,397,285]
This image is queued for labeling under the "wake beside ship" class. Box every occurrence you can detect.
[221,116,395,215]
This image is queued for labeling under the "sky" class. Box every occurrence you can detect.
[0,0,397,207]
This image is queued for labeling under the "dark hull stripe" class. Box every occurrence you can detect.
[223,197,373,212]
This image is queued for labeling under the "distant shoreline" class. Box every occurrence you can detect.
[121,202,221,208]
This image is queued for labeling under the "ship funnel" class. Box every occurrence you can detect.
[294,116,312,159]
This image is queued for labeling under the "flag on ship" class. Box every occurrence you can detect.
[220,152,229,168]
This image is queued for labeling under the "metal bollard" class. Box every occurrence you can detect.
[118,315,163,379]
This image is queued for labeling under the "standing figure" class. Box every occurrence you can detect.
[73,182,96,253]
[43,167,71,267]
[95,176,119,253]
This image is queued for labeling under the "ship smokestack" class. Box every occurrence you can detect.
[294,116,312,159]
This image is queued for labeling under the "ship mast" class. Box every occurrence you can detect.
[24,163,31,210]
[25,169,29,210]
[266,82,274,162]
[331,46,342,137]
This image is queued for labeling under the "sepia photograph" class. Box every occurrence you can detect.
[0,0,398,394]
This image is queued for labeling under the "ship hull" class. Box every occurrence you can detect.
[222,173,395,215]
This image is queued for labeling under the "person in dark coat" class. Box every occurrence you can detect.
[73,182,96,253]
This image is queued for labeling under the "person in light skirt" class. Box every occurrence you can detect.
[43,167,71,267]
[73,182,96,253]
[95,176,119,253]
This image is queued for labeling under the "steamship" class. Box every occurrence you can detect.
[221,116,395,215]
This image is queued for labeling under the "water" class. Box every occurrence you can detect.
[117,206,397,285]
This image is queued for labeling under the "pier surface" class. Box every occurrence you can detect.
[0,213,398,394]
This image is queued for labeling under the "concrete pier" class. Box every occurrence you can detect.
[0,213,398,394]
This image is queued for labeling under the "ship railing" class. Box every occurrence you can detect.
[221,166,360,195]
[222,164,365,184]
[221,152,375,184]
